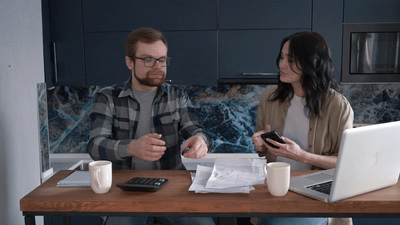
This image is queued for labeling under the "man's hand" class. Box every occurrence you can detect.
[128,133,167,161]
[181,135,208,159]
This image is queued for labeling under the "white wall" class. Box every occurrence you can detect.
[0,0,44,224]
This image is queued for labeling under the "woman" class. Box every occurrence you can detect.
[252,32,354,225]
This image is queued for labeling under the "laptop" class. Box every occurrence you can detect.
[289,121,400,202]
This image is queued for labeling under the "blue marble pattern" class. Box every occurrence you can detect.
[184,85,270,153]
[47,86,99,153]
[37,83,50,172]
[45,84,400,155]
[341,84,400,124]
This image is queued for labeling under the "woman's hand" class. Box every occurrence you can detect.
[266,136,337,169]
[252,125,271,154]
[266,136,306,163]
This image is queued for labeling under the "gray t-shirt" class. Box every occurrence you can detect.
[277,94,312,170]
[130,88,158,170]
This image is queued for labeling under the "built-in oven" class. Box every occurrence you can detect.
[341,22,400,83]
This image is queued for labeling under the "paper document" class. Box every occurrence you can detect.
[205,158,266,189]
[189,165,254,193]
[188,158,266,194]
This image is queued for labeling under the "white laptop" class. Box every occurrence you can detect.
[289,121,400,202]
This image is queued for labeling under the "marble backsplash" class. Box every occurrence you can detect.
[42,83,400,156]
[37,83,50,173]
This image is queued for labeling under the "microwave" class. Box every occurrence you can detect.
[341,22,400,83]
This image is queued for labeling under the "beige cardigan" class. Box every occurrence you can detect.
[255,86,354,169]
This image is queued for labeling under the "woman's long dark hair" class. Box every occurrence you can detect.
[270,31,339,118]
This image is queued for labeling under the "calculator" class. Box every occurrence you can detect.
[116,177,169,192]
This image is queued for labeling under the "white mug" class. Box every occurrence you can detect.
[263,162,290,197]
[89,160,112,194]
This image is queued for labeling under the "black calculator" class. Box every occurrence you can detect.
[116,177,169,192]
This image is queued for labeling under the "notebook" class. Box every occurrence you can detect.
[57,171,91,187]
[289,121,400,202]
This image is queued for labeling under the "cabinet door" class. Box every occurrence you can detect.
[219,29,303,80]
[220,0,312,29]
[344,0,400,22]
[84,33,130,86]
[85,31,217,86]
[49,0,85,86]
[82,0,217,32]
[312,0,344,82]
[163,31,218,85]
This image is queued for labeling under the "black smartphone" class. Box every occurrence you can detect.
[260,131,285,148]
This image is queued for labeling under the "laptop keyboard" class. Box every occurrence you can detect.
[307,181,332,195]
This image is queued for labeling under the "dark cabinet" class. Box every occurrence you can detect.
[47,0,218,86]
[82,0,217,32]
[219,0,312,29]
[312,0,344,82]
[162,31,218,86]
[83,32,130,86]
[344,0,400,23]
[48,0,85,86]
[45,0,398,86]
[84,31,218,86]
[219,29,302,83]
[82,0,218,85]
[218,0,312,83]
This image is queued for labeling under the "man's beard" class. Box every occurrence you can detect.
[134,70,166,87]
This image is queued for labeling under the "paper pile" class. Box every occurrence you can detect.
[189,158,266,193]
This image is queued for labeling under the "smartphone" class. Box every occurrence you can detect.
[260,131,285,148]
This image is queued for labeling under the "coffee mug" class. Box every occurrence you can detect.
[263,162,290,197]
[89,160,112,194]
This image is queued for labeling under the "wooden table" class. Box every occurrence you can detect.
[20,170,400,225]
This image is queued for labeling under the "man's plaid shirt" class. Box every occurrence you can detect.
[87,78,212,170]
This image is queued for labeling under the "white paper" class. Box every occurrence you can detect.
[189,165,253,193]
[205,158,266,189]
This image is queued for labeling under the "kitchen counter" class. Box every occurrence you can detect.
[43,153,260,182]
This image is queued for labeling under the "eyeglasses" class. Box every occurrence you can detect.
[132,56,171,67]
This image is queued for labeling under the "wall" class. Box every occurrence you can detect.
[0,0,44,224]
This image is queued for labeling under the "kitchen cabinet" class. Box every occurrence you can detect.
[82,0,218,85]
[46,0,218,86]
[312,0,344,82]
[45,0,398,86]
[82,0,217,32]
[344,0,400,23]
[218,0,312,83]
[84,31,218,86]
[219,0,312,30]
[219,29,303,84]
[48,0,86,86]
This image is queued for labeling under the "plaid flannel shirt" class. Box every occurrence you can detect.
[87,78,212,170]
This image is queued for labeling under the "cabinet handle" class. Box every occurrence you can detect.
[242,73,278,76]
[52,42,58,84]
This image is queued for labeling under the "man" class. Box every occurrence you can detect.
[88,27,216,225]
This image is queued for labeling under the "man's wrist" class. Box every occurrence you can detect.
[194,133,208,144]
[120,140,134,158]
